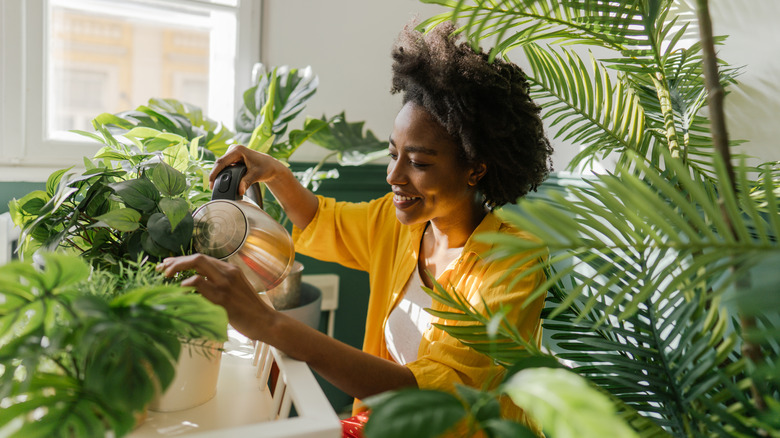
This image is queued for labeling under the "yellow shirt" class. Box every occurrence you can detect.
[292,193,546,431]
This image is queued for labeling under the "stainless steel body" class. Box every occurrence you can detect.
[192,164,295,292]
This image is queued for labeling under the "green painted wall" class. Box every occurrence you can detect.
[0,182,46,214]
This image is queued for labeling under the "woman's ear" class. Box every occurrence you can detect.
[468,163,487,186]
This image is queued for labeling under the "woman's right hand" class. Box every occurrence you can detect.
[210,144,320,230]
[210,145,285,197]
[157,253,276,341]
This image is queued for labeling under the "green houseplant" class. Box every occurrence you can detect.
[0,253,228,437]
[363,1,779,437]
[9,63,387,266]
[2,63,388,436]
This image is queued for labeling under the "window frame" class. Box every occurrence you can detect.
[0,0,261,182]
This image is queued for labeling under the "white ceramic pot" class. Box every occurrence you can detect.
[148,340,223,412]
[279,282,322,330]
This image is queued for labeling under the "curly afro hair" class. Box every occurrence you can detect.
[391,21,553,207]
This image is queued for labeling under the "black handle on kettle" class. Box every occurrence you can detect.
[211,163,264,208]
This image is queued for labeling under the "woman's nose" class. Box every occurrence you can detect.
[386,160,405,186]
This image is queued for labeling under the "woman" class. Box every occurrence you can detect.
[158,21,553,434]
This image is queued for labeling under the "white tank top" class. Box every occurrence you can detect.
[385,246,464,365]
[384,269,431,365]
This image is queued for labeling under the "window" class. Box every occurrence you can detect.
[0,0,260,181]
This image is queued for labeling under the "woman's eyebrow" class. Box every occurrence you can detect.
[388,136,437,155]
[404,145,437,155]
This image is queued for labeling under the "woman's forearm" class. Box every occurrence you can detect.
[262,311,418,400]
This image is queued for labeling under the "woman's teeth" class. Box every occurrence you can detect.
[395,195,417,201]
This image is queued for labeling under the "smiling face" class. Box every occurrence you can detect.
[387,102,486,229]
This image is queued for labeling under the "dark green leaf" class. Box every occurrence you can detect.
[92,208,141,232]
[146,212,193,253]
[150,162,187,197]
[158,197,190,230]
[108,178,160,212]
[363,389,465,438]
[307,113,388,166]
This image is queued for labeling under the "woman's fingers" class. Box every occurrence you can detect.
[157,253,226,281]
[209,145,245,189]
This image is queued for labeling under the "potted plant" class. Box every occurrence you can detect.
[0,252,228,437]
[363,1,779,437]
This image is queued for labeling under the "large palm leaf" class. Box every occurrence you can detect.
[420,0,754,186]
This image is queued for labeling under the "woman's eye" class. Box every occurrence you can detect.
[388,152,398,160]
[410,161,429,169]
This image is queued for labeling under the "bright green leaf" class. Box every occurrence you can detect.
[93,208,142,232]
[504,368,638,438]
[108,178,160,212]
[150,162,187,197]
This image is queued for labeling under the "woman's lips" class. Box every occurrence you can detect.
[393,193,420,209]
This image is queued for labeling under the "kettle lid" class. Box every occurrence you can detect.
[192,201,248,259]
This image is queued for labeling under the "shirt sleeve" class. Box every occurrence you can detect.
[292,195,387,272]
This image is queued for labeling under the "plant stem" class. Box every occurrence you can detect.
[695,0,766,413]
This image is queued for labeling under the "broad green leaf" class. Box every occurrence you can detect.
[36,252,91,291]
[235,64,318,145]
[112,285,228,342]
[146,212,193,253]
[161,142,191,173]
[504,367,638,438]
[363,389,466,438]
[108,178,160,212]
[150,162,187,197]
[93,208,141,232]
[307,113,388,166]
[124,126,162,139]
[158,197,190,230]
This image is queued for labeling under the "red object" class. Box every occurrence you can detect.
[341,411,370,438]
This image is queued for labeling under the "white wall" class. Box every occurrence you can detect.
[260,0,444,164]
[706,1,780,166]
[262,1,779,169]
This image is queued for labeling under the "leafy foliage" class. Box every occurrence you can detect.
[9,118,208,268]
[362,2,780,436]
[234,64,388,224]
[420,0,757,183]
[0,253,228,438]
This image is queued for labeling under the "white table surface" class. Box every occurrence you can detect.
[131,329,340,438]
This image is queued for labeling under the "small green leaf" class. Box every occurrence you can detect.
[363,389,466,438]
[150,162,187,197]
[108,178,160,212]
[146,212,193,253]
[93,208,142,232]
[93,112,135,129]
[124,126,162,139]
[46,167,73,197]
[158,197,190,230]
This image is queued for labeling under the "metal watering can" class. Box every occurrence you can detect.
[192,164,294,292]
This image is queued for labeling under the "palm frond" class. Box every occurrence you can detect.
[522,42,650,172]
[420,0,651,59]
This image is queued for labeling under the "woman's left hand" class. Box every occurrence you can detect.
[156,254,275,340]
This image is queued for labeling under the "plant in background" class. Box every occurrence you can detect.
[0,253,228,437]
[235,64,388,224]
[364,1,779,437]
[8,107,211,269]
[9,63,387,265]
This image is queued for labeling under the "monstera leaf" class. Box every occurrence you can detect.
[307,112,388,166]
[234,64,319,145]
